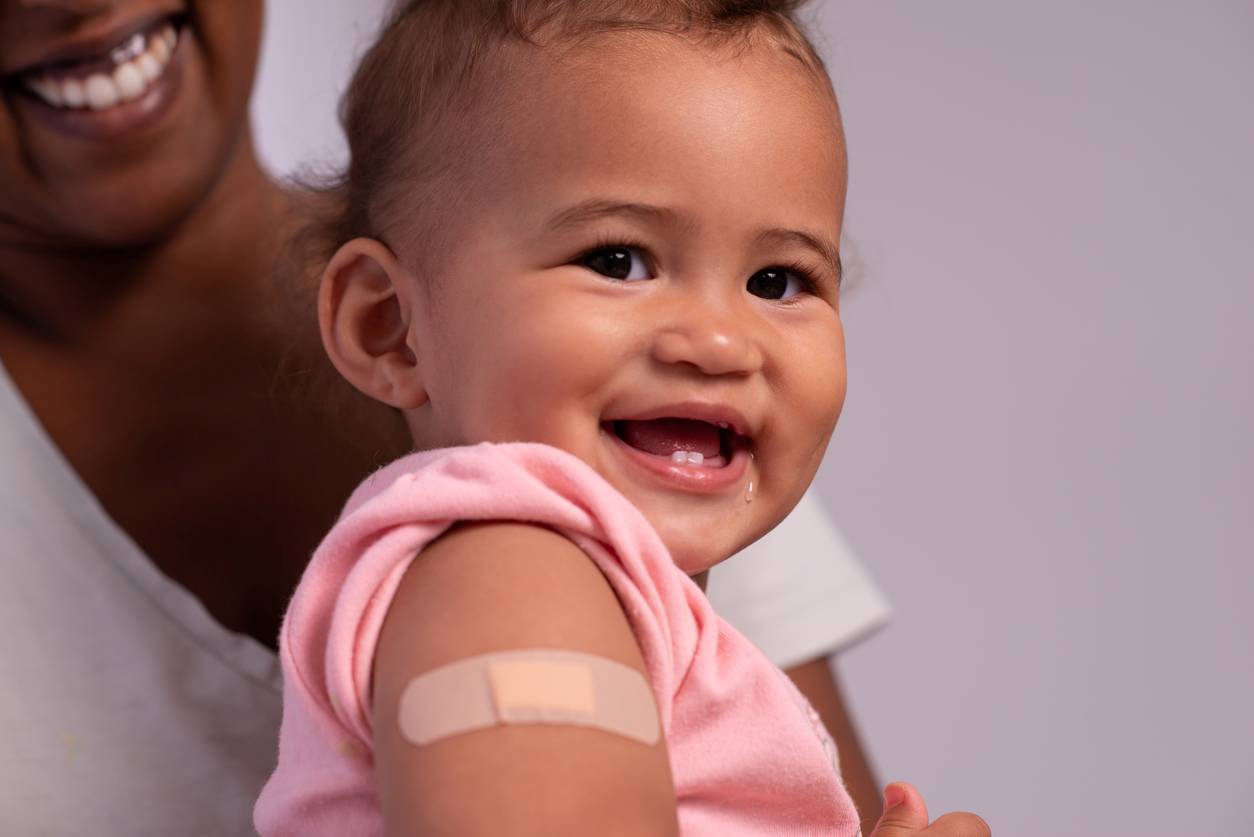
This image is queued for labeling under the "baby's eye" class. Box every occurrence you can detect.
[746,267,809,301]
[580,246,652,281]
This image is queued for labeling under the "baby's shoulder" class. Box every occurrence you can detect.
[384,520,642,668]
[347,442,628,518]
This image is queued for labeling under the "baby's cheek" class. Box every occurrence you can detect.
[788,332,846,431]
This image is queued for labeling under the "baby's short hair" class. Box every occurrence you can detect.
[317,0,829,263]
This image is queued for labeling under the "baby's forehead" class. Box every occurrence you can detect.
[387,31,845,263]
[482,32,841,157]
[511,28,835,106]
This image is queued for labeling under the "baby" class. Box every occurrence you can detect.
[256,1,985,835]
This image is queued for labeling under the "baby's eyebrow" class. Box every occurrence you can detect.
[544,199,678,232]
[754,228,843,286]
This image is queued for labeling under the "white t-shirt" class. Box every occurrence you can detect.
[707,494,891,669]
[0,362,283,836]
[0,360,887,835]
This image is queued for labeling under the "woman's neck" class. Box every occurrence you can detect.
[0,138,412,647]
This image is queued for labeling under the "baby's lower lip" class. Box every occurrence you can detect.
[604,427,750,494]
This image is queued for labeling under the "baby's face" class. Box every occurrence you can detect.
[402,35,847,574]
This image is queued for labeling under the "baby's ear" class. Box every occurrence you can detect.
[319,237,427,409]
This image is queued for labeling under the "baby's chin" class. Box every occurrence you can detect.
[647,514,763,578]
[604,475,783,578]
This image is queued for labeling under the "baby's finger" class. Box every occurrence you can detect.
[924,811,992,837]
[867,782,929,836]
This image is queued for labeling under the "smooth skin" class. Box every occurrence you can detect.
[373,523,679,836]
[329,32,987,835]
[0,2,943,834]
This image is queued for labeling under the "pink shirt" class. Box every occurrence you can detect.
[255,443,859,836]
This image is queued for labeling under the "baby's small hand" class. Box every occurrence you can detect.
[866,782,990,837]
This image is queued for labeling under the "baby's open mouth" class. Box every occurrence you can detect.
[7,14,186,111]
[604,418,752,468]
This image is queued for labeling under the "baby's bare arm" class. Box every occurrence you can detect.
[372,522,678,837]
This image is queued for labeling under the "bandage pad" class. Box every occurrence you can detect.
[397,649,660,747]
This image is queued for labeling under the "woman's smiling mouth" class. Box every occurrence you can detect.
[3,12,188,139]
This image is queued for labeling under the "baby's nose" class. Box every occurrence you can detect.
[649,308,764,377]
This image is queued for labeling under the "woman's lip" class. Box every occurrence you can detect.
[9,30,186,142]
[605,426,750,494]
[2,8,185,77]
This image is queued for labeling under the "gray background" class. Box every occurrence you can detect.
[253,3,1254,834]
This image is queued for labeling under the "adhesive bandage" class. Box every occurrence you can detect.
[397,648,660,746]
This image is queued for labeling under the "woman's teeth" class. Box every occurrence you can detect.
[22,23,179,112]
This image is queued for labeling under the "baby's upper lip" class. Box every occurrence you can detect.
[1,6,183,78]
[608,401,757,440]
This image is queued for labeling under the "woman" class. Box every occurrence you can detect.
[0,1,885,833]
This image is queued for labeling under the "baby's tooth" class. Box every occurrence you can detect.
[114,62,146,102]
[84,74,120,110]
[687,452,705,466]
[62,78,85,108]
[671,451,688,464]
[137,52,162,82]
